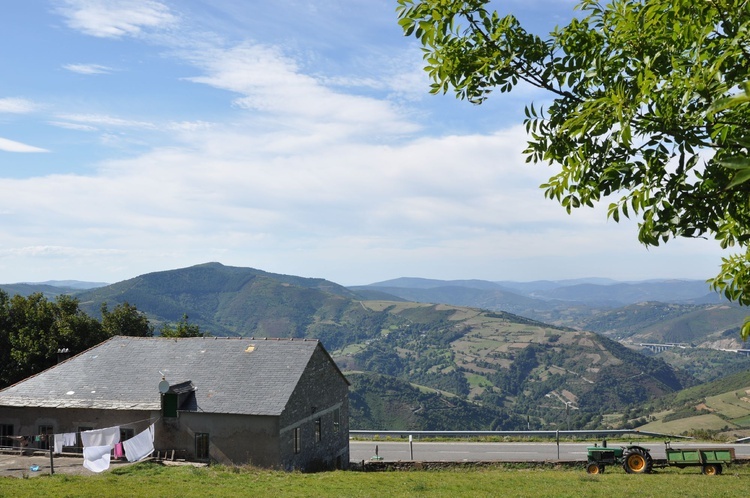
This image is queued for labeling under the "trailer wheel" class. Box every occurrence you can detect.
[623,448,653,474]
[586,463,604,474]
[702,464,721,475]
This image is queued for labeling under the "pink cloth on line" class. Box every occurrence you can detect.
[114,442,124,459]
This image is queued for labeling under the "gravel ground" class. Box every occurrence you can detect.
[0,451,133,478]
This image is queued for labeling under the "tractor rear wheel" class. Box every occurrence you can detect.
[586,463,604,474]
[702,464,722,475]
[622,448,653,474]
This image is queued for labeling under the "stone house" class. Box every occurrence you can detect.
[0,336,349,471]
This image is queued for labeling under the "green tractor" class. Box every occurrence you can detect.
[586,440,653,474]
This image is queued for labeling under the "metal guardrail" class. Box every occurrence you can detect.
[350,429,693,440]
[351,429,694,461]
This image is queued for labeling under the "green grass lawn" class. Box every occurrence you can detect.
[3,462,750,497]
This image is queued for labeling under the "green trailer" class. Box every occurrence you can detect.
[664,442,735,475]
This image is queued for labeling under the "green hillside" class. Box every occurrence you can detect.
[635,370,750,439]
[11,263,705,431]
[0,283,76,299]
[580,302,748,344]
[347,372,525,430]
[75,262,366,339]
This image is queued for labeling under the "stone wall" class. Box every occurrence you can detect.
[156,412,280,467]
[279,344,350,471]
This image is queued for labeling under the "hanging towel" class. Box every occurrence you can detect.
[63,432,77,447]
[83,444,112,473]
[113,442,124,459]
[81,426,120,448]
[123,424,154,462]
[53,434,64,454]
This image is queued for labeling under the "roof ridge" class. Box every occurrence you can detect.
[111,335,319,342]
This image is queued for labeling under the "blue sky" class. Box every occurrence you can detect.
[0,0,726,286]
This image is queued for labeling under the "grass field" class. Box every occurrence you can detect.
[2,462,750,497]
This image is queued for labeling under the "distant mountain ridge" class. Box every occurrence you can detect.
[350,276,744,350]
[34,280,109,290]
[73,262,362,337]
[0,262,701,430]
[361,276,717,306]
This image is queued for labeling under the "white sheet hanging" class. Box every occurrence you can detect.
[123,424,154,462]
[53,434,64,454]
[81,426,120,448]
[83,444,112,473]
[63,432,77,447]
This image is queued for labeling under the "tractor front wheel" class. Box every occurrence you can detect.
[702,464,722,475]
[586,463,604,474]
[622,448,653,474]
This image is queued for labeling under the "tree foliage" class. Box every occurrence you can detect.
[397,0,750,335]
[0,292,107,387]
[101,301,154,337]
[159,313,205,338]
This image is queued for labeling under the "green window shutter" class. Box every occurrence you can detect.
[162,393,178,418]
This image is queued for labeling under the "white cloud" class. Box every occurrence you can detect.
[63,63,116,75]
[0,246,124,258]
[0,98,40,114]
[182,43,419,139]
[57,0,176,38]
[48,121,98,132]
[167,121,214,132]
[0,115,727,283]
[56,113,156,129]
[0,137,49,153]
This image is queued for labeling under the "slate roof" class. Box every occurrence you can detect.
[0,336,339,416]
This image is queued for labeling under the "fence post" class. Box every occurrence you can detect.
[49,436,54,475]
[409,435,413,461]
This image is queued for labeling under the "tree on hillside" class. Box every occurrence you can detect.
[397,0,750,335]
[101,301,153,337]
[159,313,205,338]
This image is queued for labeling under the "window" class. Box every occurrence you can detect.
[0,424,13,448]
[120,428,135,442]
[314,419,321,443]
[333,408,340,433]
[38,425,53,450]
[195,433,209,460]
[293,427,301,454]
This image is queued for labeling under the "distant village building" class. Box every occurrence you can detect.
[0,336,349,471]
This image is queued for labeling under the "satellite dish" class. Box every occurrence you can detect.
[158,380,170,394]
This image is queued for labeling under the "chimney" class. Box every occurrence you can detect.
[57,348,71,364]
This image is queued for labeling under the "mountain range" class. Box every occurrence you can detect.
[2,262,749,433]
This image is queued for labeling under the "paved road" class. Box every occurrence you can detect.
[350,441,750,463]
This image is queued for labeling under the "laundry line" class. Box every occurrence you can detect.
[2,415,159,441]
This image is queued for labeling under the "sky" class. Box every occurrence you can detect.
[0,0,728,287]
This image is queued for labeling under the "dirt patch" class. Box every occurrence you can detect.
[0,451,135,478]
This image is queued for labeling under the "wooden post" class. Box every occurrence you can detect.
[49,435,55,475]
